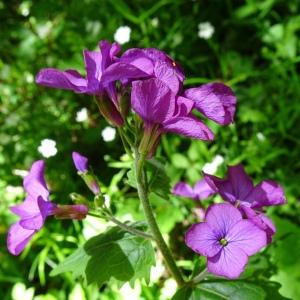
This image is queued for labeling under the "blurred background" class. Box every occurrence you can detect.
[1,0,300,299]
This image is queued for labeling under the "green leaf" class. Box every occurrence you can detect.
[172,279,290,300]
[172,281,266,300]
[50,225,155,286]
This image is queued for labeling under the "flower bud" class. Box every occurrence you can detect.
[81,172,101,195]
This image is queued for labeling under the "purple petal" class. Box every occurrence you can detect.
[194,179,216,200]
[184,83,236,125]
[163,116,214,140]
[172,182,196,199]
[131,78,176,124]
[185,223,222,257]
[241,206,275,244]
[72,152,88,173]
[154,61,181,93]
[7,222,35,256]
[102,62,151,85]
[36,68,87,93]
[83,50,103,94]
[205,203,243,236]
[207,244,248,279]
[174,96,194,117]
[244,180,287,209]
[10,195,40,219]
[23,160,49,201]
[204,165,254,204]
[227,219,266,255]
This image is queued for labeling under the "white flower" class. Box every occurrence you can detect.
[256,132,265,141]
[198,22,215,39]
[120,283,141,300]
[161,279,177,300]
[13,169,29,177]
[114,26,131,44]
[38,139,57,158]
[101,126,116,142]
[75,107,88,122]
[151,17,159,27]
[202,154,224,175]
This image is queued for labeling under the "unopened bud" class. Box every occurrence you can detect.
[80,172,101,195]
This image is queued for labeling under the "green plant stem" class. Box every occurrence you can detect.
[134,148,185,287]
[191,268,208,285]
[88,212,153,240]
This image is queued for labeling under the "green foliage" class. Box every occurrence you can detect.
[50,225,155,287]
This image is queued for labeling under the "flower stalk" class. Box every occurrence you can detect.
[134,148,185,286]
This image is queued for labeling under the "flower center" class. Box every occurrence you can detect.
[219,238,228,246]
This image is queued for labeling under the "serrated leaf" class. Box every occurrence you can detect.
[50,225,155,286]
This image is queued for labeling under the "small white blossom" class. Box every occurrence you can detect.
[38,139,57,158]
[256,132,265,141]
[120,283,141,300]
[101,126,116,142]
[114,26,131,44]
[13,169,29,178]
[161,279,177,299]
[202,154,224,175]
[198,22,215,39]
[75,107,88,122]
[151,17,159,27]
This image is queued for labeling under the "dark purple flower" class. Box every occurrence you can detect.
[173,179,215,201]
[102,48,184,93]
[7,160,89,255]
[204,165,286,242]
[72,151,88,173]
[185,203,267,279]
[131,78,214,156]
[7,160,56,255]
[183,82,236,125]
[72,152,100,195]
[36,40,124,126]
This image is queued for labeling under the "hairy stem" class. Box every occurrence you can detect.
[134,148,185,286]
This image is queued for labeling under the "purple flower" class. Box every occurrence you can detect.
[7,160,56,255]
[7,160,89,255]
[72,152,100,195]
[185,203,267,279]
[72,151,88,173]
[102,48,184,93]
[132,78,214,156]
[173,179,215,201]
[204,165,286,242]
[36,40,124,126]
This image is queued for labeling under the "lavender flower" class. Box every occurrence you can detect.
[204,165,286,242]
[72,152,100,195]
[36,40,124,126]
[7,160,88,255]
[102,48,184,93]
[131,78,215,156]
[173,179,215,201]
[185,203,267,279]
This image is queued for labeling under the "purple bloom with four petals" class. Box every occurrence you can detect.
[131,78,214,156]
[7,160,89,255]
[204,164,286,242]
[185,203,267,279]
[173,179,215,201]
[36,40,124,126]
[7,160,57,255]
[102,48,184,93]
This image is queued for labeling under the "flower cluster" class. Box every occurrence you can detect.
[36,40,236,157]
[174,164,286,278]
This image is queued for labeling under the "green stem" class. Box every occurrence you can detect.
[191,268,208,285]
[88,212,153,240]
[134,148,185,286]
